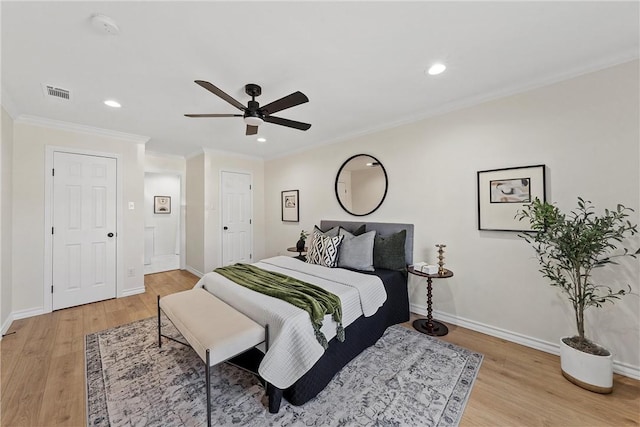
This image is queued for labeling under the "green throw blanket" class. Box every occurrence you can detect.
[214,263,344,349]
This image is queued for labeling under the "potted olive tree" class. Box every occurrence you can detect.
[516,197,638,393]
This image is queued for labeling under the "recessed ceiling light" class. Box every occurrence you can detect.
[427,63,446,76]
[104,99,121,108]
[257,137,267,143]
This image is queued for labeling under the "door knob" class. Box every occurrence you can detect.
[223,226,228,230]
[107,232,114,237]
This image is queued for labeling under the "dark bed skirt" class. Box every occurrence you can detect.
[229,268,410,412]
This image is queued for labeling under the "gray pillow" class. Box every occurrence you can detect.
[337,229,376,271]
[313,225,340,238]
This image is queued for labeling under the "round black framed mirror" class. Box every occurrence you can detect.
[335,154,388,216]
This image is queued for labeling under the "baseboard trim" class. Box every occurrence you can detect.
[121,286,146,297]
[1,313,14,337]
[410,303,640,380]
[184,265,203,278]
[11,306,47,320]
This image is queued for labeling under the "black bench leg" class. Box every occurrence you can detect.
[157,295,162,348]
[206,349,211,427]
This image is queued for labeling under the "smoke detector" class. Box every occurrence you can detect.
[90,14,120,35]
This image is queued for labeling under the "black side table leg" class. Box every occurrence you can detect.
[413,276,449,336]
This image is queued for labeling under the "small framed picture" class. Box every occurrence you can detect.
[281,190,299,222]
[154,196,171,214]
[477,165,545,231]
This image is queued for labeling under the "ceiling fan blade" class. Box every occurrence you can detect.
[194,80,246,111]
[246,125,259,135]
[184,114,243,118]
[264,115,311,131]
[260,91,309,115]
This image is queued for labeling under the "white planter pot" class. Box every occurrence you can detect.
[559,337,613,394]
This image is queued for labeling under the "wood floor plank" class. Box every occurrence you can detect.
[82,301,108,335]
[37,351,85,427]
[0,318,31,395]
[1,270,638,426]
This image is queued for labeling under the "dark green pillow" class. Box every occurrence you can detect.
[373,229,407,271]
[352,224,367,236]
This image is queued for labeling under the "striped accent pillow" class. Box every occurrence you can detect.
[306,232,344,268]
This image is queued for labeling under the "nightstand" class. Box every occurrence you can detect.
[287,247,307,261]
[408,266,454,336]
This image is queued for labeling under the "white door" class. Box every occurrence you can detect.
[221,171,252,266]
[52,152,117,310]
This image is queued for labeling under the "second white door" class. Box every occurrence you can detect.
[221,171,252,266]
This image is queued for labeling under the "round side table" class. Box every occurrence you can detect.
[287,247,307,260]
[408,266,454,336]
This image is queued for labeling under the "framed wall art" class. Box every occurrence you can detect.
[154,196,171,214]
[281,189,299,222]
[477,164,546,231]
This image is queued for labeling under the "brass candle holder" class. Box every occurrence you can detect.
[435,244,447,275]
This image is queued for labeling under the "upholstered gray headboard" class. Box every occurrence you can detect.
[319,220,414,265]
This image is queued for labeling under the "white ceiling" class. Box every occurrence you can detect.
[2,1,638,159]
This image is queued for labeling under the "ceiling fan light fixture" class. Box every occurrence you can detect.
[244,116,263,126]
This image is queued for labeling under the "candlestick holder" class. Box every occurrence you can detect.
[435,244,447,275]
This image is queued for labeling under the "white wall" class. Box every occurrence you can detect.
[11,119,147,314]
[145,152,186,174]
[1,107,14,333]
[186,154,205,274]
[264,60,640,375]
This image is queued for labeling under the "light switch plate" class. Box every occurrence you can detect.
[128,202,135,210]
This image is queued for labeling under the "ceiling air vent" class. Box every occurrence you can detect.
[42,84,71,100]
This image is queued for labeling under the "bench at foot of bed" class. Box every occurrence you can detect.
[157,289,275,426]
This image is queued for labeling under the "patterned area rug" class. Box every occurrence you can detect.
[86,317,482,426]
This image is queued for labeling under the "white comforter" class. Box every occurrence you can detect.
[194,256,387,389]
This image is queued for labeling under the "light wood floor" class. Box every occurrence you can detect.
[1,270,638,426]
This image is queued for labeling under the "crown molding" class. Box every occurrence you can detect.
[202,147,263,162]
[185,148,205,160]
[1,90,20,119]
[15,115,150,144]
[185,147,262,162]
[266,55,640,161]
[145,149,186,160]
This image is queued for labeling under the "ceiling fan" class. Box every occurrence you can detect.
[185,81,311,136]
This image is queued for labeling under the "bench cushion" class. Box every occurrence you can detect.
[160,288,265,365]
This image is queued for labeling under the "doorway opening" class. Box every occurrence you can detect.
[144,172,182,275]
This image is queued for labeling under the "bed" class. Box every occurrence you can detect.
[194,220,413,412]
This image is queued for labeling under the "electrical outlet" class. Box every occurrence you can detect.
[127,268,135,277]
